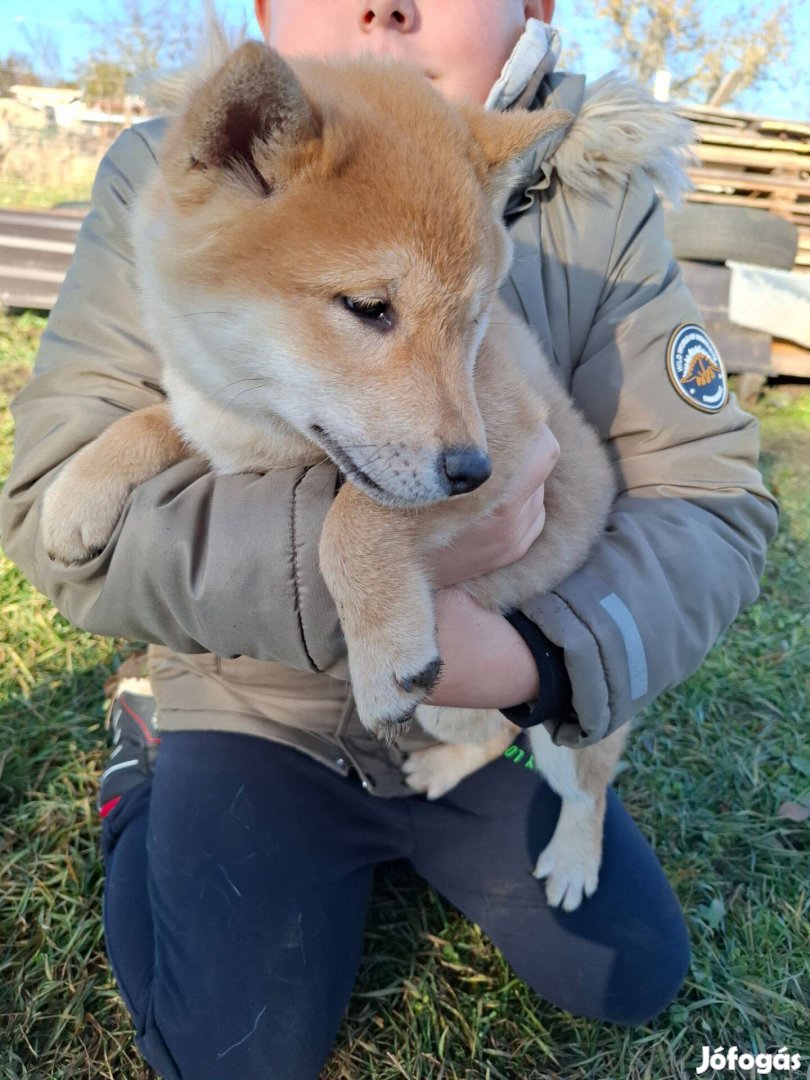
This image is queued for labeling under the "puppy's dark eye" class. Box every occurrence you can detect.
[341,296,396,331]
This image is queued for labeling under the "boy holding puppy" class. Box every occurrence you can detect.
[0,2,776,1078]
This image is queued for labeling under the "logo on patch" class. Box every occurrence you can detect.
[667,324,728,412]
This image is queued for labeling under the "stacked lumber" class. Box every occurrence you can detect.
[0,208,84,311]
[678,103,810,273]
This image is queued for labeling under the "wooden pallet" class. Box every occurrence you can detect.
[0,207,84,311]
[677,104,810,273]
[771,338,810,377]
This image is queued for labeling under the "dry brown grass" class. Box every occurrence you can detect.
[0,124,114,208]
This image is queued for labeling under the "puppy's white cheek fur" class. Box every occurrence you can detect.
[469,311,491,363]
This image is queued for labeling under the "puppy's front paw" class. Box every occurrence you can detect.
[42,467,132,566]
[402,744,471,800]
[351,646,443,745]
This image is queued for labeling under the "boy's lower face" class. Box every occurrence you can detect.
[255,1,543,105]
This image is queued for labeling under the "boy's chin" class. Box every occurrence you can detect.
[431,75,491,106]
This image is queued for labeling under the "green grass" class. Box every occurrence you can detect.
[0,180,92,210]
[1,310,808,1079]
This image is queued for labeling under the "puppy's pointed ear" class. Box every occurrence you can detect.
[461,106,573,200]
[464,106,573,173]
[173,40,320,193]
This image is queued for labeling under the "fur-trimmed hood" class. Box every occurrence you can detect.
[487,17,695,208]
[503,71,695,215]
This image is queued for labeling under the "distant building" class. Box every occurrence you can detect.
[7,84,148,132]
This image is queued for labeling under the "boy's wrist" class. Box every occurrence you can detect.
[500,610,575,729]
[426,588,541,709]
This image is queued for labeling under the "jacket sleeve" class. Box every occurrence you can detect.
[517,170,779,746]
[0,125,345,672]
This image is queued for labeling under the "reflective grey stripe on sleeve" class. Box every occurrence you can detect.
[598,593,648,701]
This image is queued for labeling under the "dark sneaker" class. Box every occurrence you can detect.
[98,677,161,818]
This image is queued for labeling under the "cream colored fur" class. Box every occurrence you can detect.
[39,39,681,909]
[551,73,695,205]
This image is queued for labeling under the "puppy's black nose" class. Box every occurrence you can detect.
[439,447,492,495]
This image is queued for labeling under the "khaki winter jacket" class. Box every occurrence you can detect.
[0,71,778,798]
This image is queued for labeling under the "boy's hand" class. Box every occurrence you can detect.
[430,424,559,588]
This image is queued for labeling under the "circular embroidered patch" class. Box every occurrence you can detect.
[666,324,728,412]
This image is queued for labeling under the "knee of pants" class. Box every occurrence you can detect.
[599,920,691,1027]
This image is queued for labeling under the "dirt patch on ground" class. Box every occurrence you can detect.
[0,364,31,399]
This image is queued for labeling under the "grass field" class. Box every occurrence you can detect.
[1,309,808,1079]
[0,130,101,210]
[0,180,94,210]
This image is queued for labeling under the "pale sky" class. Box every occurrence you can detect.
[1,0,808,118]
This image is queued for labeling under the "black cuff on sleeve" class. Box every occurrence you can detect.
[500,609,575,729]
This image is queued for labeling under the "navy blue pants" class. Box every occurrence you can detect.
[101,731,689,1079]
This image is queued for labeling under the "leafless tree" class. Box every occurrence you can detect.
[0,53,38,96]
[19,24,64,87]
[75,0,199,90]
[578,0,797,106]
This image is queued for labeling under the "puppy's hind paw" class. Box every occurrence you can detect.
[532,836,600,912]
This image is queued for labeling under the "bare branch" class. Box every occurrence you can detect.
[588,0,799,107]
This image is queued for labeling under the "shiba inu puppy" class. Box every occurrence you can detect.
[42,39,625,910]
